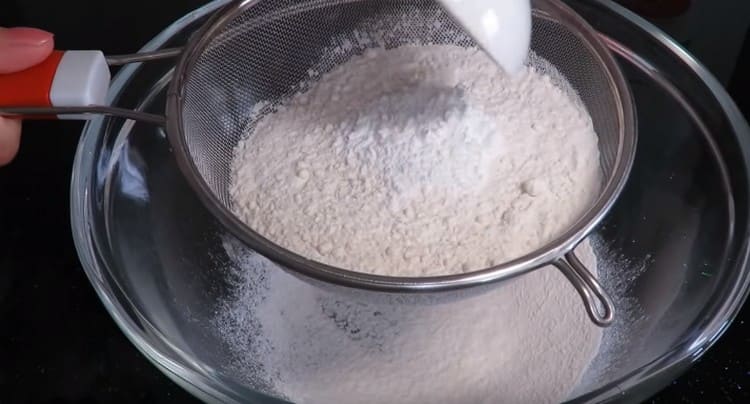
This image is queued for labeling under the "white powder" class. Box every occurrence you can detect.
[230,45,601,276]
[216,239,603,404]
[220,44,605,403]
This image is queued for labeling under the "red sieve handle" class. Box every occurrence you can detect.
[0,50,64,109]
[0,50,111,119]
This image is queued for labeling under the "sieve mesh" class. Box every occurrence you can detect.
[181,0,624,208]
[173,0,634,291]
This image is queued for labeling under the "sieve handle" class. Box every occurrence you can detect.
[554,251,615,327]
[0,48,180,123]
[0,50,111,118]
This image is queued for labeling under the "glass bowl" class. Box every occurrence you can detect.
[71,0,750,402]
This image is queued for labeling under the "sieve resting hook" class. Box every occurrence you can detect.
[554,250,615,327]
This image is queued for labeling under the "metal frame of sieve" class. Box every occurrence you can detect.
[0,0,636,327]
[166,0,636,328]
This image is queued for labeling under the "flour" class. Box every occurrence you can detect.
[230,45,601,276]
[220,44,605,403]
[216,238,603,404]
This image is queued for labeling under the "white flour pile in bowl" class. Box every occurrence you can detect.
[216,240,602,404]
[230,45,601,276]
[220,44,604,403]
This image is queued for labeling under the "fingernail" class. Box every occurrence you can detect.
[0,27,54,47]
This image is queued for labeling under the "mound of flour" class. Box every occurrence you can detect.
[230,44,601,276]
[220,44,605,403]
[216,238,602,404]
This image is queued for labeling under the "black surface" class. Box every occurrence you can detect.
[1,1,750,403]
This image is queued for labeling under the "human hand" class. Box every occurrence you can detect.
[0,27,54,166]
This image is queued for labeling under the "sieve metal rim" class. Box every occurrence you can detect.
[165,0,637,327]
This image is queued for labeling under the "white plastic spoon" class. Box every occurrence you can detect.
[438,0,532,76]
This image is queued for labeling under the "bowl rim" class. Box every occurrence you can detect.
[70,0,750,403]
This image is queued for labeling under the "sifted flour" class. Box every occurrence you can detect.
[216,238,603,404]
[230,45,601,276]
[220,44,605,403]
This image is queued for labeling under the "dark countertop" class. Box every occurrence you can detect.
[1,1,749,403]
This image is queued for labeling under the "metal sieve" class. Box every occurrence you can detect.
[0,0,636,327]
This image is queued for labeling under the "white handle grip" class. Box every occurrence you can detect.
[50,51,111,119]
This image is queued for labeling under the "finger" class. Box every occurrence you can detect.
[0,117,22,166]
[0,27,55,74]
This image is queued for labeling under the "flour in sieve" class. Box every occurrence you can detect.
[229,44,601,276]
